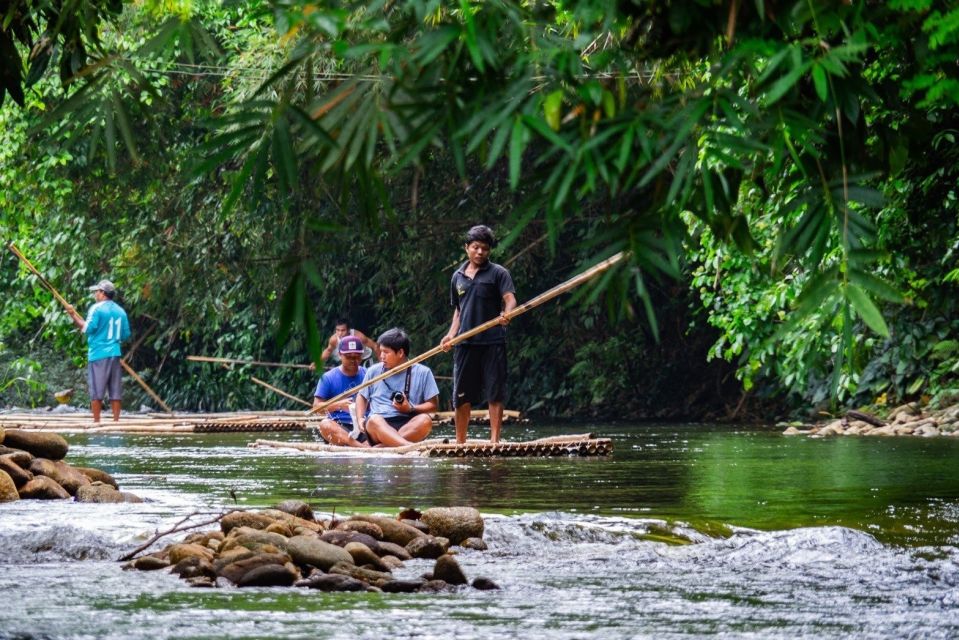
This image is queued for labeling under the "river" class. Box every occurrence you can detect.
[2,422,958,639]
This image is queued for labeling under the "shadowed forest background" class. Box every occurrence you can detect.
[1,0,958,420]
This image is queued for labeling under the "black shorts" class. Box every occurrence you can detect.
[452,343,507,408]
[331,419,368,444]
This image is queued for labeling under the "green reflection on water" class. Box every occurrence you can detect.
[66,423,959,546]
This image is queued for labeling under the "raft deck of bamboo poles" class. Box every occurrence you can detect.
[0,409,527,434]
[250,433,612,458]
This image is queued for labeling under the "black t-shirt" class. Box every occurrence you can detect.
[450,260,515,345]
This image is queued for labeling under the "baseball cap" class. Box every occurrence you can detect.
[338,335,365,354]
[88,279,116,294]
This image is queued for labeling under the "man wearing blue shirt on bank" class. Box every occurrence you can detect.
[67,279,131,423]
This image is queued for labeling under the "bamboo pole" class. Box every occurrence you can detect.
[7,242,173,413]
[249,376,313,408]
[188,355,313,370]
[310,251,628,414]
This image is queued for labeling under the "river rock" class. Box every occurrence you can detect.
[349,515,425,546]
[168,543,216,565]
[0,469,19,502]
[328,561,393,586]
[237,563,299,587]
[432,554,468,585]
[471,576,500,590]
[381,578,426,593]
[866,425,896,436]
[221,528,290,554]
[171,557,216,580]
[420,507,484,544]
[460,537,488,551]
[336,519,384,539]
[260,509,324,533]
[132,555,171,571]
[294,572,370,592]
[2,430,69,460]
[0,426,3,443]
[406,535,449,559]
[273,500,314,521]
[74,466,119,489]
[0,448,33,467]
[399,518,431,533]
[344,542,390,571]
[220,510,277,534]
[218,552,293,584]
[419,579,452,592]
[914,424,941,437]
[320,530,383,555]
[75,482,127,503]
[286,535,353,571]
[18,475,70,499]
[0,455,32,487]
[379,555,405,570]
[265,521,295,537]
[28,459,90,495]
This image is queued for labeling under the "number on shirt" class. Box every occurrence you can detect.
[107,317,122,340]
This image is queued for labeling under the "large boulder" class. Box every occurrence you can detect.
[236,563,299,588]
[0,455,32,487]
[2,430,69,461]
[420,507,484,545]
[168,543,216,565]
[74,466,119,489]
[0,449,32,467]
[18,475,70,500]
[28,459,90,496]
[285,535,354,571]
[217,552,293,584]
[0,469,19,502]
[75,482,126,503]
[405,535,449,559]
[349,515,425,546]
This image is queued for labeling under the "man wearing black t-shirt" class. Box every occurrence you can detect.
[441,225,517,443]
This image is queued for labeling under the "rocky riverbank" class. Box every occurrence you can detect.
[125,503,499,592]
[783,403,959,438]
[0,427,141,502]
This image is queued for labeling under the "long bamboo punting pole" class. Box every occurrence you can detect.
[310,251,628,414]
[249,376,313,408]
[187,355,313,370]
[7,242,173,413]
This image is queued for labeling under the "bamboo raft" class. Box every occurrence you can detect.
[0,409,526,434]
[250,433,612,458]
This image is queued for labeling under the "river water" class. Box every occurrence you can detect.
[2,422,958,639]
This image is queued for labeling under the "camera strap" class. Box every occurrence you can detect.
[404,367,412,398]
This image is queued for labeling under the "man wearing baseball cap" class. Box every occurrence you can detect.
[66,279,131,423]
[313,334,370,446]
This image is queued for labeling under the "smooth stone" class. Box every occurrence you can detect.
[432,554,468,585]
[1,430,69,461]
[294,573,369,592]
[349,515,425,546]
[406,535,448,559]
[236,563,299,587]
[418,579,451,592]
[0,448,32,466]
[0,456,31,487]
[328,561,392,586]
[218,553,293,584]
[344,542,390,571]
[18,475,70,499]
[186,576,216,588]
[471,576,500,590]
[28,459,90,495]
[75,482,126,503]
[460,537,488,551]
[273,500,315,521]
[0,469,19,502]
[132,555,171,571]
[336,520,384,539]
[171,557,216,580]
[381,578,426,593]
[220,511,277,534]
[260,509,323,533]
[420,507,484,545]
[375,541,412,561]
[168,543,216,565]
[286,535,354,571]
[399,518,430,533]
[320,530,383,555]
[74,466,119,489]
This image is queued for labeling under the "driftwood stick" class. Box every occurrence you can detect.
[117,510,229,562]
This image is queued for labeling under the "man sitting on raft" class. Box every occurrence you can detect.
[354,328,438,447]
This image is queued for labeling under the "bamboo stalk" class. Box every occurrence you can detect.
[249,376,313,408]
[8,242,173,413]
[310,251,628,414]
[188,355,313,370]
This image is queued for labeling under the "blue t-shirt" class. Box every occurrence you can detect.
[84,300,131,362]
[314,366,366,424]
[358,363,439,419]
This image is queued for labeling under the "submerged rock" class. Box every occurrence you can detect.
[432,554,468,585]
[349,515,425,546]
[420,507,484,544]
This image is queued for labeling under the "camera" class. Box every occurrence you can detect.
[390,391,406,404]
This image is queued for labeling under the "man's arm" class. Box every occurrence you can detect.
[66,306,86,331]
[320,333,338,360]
[354,394,369,431]
[441,308,461,350]
[354,330,378,352]
[500,292,517,325]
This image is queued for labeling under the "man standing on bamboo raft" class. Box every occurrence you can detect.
[66,280,131,423]
[355,328,438,447]
[313,335,370,447]
[441,225,517,444]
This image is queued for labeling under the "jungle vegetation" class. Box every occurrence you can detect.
[1,1,958,419]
